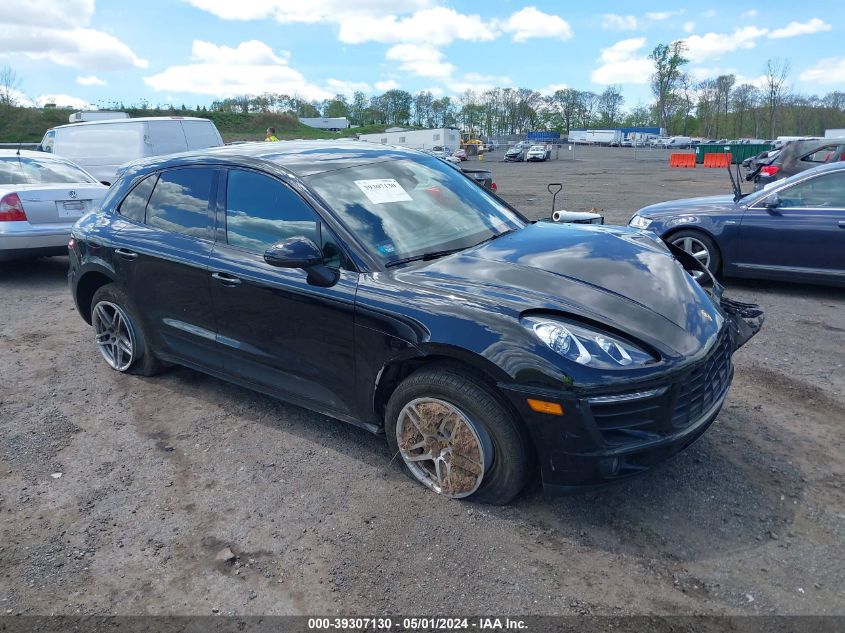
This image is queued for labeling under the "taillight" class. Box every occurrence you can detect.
[760,165,780,177]
[0,193,27,221]
[490,182,497,192]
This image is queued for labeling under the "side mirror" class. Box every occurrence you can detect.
[263,236,323,269]
[764,193,781,211]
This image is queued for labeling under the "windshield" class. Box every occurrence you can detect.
[306,156,525,265]
[0,156,96,185]
[529,146,544,151]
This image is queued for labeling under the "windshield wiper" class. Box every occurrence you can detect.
[385,247,467,268]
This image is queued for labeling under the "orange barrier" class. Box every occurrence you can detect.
[669,153,696,168]
[703,153,732,168]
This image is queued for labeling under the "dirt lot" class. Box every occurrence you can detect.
[1,146,844,616]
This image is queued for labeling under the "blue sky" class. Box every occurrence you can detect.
[3,0,843,111]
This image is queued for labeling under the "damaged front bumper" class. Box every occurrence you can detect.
[666,240,764,349]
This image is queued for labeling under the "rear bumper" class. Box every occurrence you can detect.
[0,223,72,260]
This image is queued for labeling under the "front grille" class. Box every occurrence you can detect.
[588,331,732,448]
[671,333,732,430]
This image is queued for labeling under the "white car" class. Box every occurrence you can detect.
[526,145,549,162]
[0,150,107,261]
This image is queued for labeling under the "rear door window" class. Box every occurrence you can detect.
[802,145,840,163]
[146,168,214,238]
[145,121,188,155]
[182,121,222,150]
[117,174,158,223]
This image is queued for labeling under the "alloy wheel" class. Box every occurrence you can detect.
[396,397,491,498]
[671,235,711,279]
[92,301,136,371]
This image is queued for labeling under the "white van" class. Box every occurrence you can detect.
[38,117,223,184]
[665,136,692,149]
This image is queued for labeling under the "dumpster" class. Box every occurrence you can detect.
[695,143,771,164]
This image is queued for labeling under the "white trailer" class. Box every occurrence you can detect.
[356,128,461,151]
[299,117,350,130]
[567,129,622,145]
[68,111,129,123]
[825,129,845,138]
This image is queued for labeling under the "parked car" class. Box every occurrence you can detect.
[525,145,549,162]
[746,139,845,189]
[628,161,845,287]
[504,146,525,162]
[68,141,761,504]
[0,150,107,261]
[461,167,497,192]
[665,136,693,149]
[452,148,467,161]
[38,116,223,184]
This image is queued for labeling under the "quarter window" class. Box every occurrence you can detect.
[802,145,845,163]
[146,168,213,238]
[117,174,157,223]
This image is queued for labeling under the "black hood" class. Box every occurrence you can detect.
[391,222,723,358]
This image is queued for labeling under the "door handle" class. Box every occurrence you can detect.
[114,248,138,260]
[211,271,242,287]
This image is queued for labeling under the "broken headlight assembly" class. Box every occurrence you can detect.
[522,316,656,369]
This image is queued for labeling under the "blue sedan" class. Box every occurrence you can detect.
[629,161,845,287]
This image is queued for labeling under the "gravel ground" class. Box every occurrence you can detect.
[1,146,844,616]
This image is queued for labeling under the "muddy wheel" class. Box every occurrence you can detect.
[91,283,161,376]
[385,367,532,504]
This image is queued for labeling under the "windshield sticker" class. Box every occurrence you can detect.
[376,242,396,255]
[354,179,413,204]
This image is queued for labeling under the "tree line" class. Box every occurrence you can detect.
[4,42,845,139]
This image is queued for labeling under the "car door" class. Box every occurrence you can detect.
[111,166,221,369]
[736,170,845,281]
[208,168,359,416]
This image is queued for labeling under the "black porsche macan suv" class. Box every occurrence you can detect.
[69,141,762,504]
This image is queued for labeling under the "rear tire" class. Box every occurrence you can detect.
[385,367,533,505]
[90,283,162,376]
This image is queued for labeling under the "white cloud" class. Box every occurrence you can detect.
[143,40,331,100]
[0,0,147,71]
[76,75,107,86]
[499,7,573,42]
[591,37,652,85]
[683,21,696,33]
[601,14,637,30]
[799,57,845,85]
[685,26,769,62]
[690,66,767,88]
[446,72,511,95]
[768,18,831,39]
[374,79,400,91]
[386,44,455,80]
[35,93,95,109]
[422,86,444,96]
[182,0,433,23]
[741,10,758,19]
[539,82,568,96]
[325,78,371,96]
[701,9,716,18]
[338,7,496,45]
[644,10,683,20]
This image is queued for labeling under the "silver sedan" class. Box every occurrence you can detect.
[0,150,108,261]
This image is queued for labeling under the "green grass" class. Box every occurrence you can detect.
[0,106,404,144]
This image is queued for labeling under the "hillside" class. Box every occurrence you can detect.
[0,106,399,144]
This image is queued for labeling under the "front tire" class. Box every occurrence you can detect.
[91,283,161,376]
[669,229,721,278]
[385,367,533,504]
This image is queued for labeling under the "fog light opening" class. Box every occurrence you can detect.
[598,456,621,478]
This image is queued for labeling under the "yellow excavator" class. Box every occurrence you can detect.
[460,132,485,156]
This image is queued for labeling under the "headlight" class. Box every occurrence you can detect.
[629,215,653,230]
[522,316,656,369]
